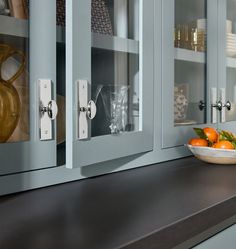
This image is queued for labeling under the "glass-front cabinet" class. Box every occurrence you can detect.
[162,0,217,148]
[218,0,236,132]
[0,0,154,174]
[0,0,57,175]
[66,0,154,168]
[161,0,236,148]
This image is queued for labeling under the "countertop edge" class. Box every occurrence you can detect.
[120,195,236,249]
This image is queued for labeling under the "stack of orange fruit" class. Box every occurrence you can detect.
[188,127,236,150]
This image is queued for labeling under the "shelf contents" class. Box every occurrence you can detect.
[8,0,28,19]
[56,0,113,35]
[227,33,236,57]
[0,0,10,15]
[0,44,26,143]
[174,84,189,123]
[92,0,113,36]
[57,0,65,26]
[92,85,131,136]
[175,19,233,53]
[174,19,206,52]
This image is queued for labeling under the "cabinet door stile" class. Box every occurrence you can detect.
[218,0,236,132]
[162,0,218,149]
[66,0,154,169]
[0,0,57,175]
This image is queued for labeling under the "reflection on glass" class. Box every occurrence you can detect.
[91,0,140,137]
[174,0,207,126]
[0,0,29,143]
[91,0,139,40]
[226,0,236,122]
[91,49,139,137]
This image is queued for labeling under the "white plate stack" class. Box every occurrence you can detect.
[195,19,232,32]
[227,33,236,57]
[194,19,236,57]
[226,20,236,57]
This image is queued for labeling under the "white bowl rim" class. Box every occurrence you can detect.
[186,144,236,153]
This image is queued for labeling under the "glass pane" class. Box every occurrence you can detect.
[91,0,140,137]
[226,0,236,122]
[174,0,207,126]
[0,0,29,143]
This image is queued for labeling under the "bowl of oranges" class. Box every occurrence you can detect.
[187,127,236,164]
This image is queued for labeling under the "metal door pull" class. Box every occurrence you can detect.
[39,79,58,141]
[212,101,223,111]
[78,80,97,140]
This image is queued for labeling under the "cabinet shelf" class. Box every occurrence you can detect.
[0,15,139,54]
[56,28,139,53]
[92,33,139,54]
[0,15,28,38]
[175,48,205,64]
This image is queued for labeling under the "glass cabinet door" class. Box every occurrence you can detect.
[218,0,236,132]
[162,0,218,148]
[0,0,57,174]
[66,0,154,168]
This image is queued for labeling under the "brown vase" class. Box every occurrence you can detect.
[0,44,25,142]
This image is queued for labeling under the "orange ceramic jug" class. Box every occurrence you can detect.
[0,44,26,142]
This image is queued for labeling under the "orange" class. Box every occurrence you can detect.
[188,138,208,147]
[203,127,218,143]
[212,141,234,150]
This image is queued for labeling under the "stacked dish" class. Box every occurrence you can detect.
[227,33,236,57]
[195,19,232,33]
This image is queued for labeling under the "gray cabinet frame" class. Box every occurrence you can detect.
[0,0,57,175]
[162,0,218,149]
[0,0,208,195]
[66,0,154,168]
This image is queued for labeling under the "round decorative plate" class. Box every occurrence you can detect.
[186,144,236,164]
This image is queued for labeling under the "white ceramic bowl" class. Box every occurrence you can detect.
[186,144,236,164]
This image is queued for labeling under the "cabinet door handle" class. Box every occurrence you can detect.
[80,100,97,120]
[211,88,217,123]
[78,80,97,140]
[224,101,231,111]
[211,100,223,111]
[198,100,205,111]
[220,88,226,123]
[39,79,58,141]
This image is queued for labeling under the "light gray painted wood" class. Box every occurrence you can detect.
[0,0,57,175]
[0,0,194,195]
[66,0,154,168]
[218,0,236,132]
[193,224,236,249]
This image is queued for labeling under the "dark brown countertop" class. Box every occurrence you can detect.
[1,157,236,249]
